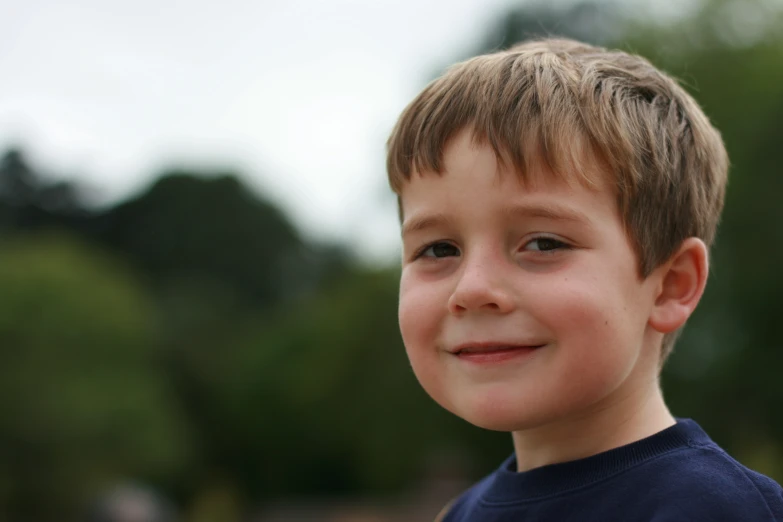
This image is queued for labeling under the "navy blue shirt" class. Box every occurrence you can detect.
[442,419,783,521]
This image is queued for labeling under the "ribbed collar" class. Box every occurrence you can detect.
[483,418,710,503]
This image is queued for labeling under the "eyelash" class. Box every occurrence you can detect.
[413,236,571,260]
[525,236,572,253]
[414,241,460,260]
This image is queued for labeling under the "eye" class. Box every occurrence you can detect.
[523,236,570,252]
[418,242,460,259]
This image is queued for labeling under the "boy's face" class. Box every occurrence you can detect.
[398,130,663,432]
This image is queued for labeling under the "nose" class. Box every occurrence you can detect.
[447,254,515,315]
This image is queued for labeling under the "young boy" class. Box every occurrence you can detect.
[386,38,783,521]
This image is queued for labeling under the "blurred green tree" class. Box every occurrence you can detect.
[94,171,309,308]
[82,169,354,510]
[0,149,88,234]
[0,234,192,522]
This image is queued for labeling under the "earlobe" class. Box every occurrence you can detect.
[648,238,709,334]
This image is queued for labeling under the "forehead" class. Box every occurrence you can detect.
[398,129,612,217]
[398,136,622,244]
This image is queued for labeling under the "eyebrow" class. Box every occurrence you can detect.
[401,204,592,237]
[500,204,592,225]
[401,213,453,238]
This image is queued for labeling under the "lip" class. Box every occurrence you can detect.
[449,341,545,364]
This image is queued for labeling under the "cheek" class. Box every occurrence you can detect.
[398,273,451,404]
[537,276,641,380]
[398,272,442,352]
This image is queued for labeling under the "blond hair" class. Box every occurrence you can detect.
[386,38,728,362]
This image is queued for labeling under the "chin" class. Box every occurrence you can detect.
[449,396,550,433]
[466,416,525,432]
[421,376,572,433]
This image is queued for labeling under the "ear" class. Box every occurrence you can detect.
[648,237,709,334]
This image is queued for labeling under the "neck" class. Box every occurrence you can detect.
[511,377,674,472]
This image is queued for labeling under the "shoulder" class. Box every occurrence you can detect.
[637,443,783,520]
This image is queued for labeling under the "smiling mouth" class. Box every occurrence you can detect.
[452,342,546,354]
[450,343,545,364]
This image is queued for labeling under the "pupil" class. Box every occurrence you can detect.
[433,243,457,257]
[538,238,559,251]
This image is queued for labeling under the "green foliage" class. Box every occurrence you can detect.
[0,234,191,521]
[0,149,87,234]
[95,170,326,309]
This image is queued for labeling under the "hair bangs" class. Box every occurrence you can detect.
[387,52,602,194]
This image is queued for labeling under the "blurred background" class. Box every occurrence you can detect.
[1,0,782,520]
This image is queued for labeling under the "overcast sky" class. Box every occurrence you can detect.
[0,0,535,263]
